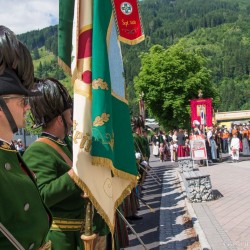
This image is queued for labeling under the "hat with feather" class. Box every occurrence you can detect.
[0,26,40,133]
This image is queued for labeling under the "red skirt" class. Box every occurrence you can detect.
[177,145,186,157]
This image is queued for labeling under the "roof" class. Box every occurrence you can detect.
[145,122,160,130]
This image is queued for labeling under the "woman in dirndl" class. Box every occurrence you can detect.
[152,133,160,156]
[177,129,186,158]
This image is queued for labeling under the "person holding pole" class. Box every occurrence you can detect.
[23,78,109,250]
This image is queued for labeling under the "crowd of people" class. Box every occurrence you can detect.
[152,129,190,162]
[2,24,250,250]
[151,122,250,164]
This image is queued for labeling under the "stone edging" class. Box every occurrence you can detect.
[177,170,212,250]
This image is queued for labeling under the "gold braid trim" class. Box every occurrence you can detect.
[71,166,137,235]
[111,91,128,105]
[0,147,15,152]
[71,171,114,234]
[92,156,138,181]
[51,218,84,231]
[118,35,145,45]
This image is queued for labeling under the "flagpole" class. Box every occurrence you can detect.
[146,165,162,182]
[116,209,148,250]
[81,198,97,250]
[132,190,155,213]
[139,165,161,186]
[134,140,162,182]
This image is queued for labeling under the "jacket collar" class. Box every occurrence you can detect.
[41,132,66,146]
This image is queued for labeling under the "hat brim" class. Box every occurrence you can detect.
[0,69,41,97]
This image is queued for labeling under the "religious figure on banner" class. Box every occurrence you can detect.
[197,104,206,126]
[190,89,213,128]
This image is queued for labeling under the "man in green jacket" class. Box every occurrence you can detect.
[141,129,150,161]
[0,26,52,249]
[23,78,108,250]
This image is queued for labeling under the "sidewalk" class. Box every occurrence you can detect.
[188,155,250,250]
[124,153,250,250]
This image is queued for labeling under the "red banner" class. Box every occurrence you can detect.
[112,0,145,45]
[190,98,213,127]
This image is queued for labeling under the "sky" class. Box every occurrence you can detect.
[0,0,59,34]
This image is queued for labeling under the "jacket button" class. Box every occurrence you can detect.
[24,203,30,211]
[28,243,35,249]
[4,163,11,170]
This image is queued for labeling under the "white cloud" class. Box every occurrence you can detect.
[0,0,59,34]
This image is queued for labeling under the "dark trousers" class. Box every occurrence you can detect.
[206,143,212,160]
[222,138,228,153]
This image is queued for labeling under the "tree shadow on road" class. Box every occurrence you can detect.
[125,163,200,250]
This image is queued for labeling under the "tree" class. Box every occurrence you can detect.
[134,43,219,130]
[36,62,43,78]
[33,47,40,60]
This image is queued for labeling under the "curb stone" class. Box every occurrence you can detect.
[177,170,211,250]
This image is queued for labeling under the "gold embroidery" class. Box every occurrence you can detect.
[73,131,83,144]
[80,133,92,152]
[92,129,114,151]
[73,120,78,131]
[103,178,113,198]
[92,78,109,90]
[93,113,110,127]
[107,132,114,150]
[73,121,92,152]
[73,130,92,152]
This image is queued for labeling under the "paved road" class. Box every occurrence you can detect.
[124,153,250,250]
[124,155,199,250]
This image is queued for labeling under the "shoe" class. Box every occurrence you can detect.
[128,215,143,220]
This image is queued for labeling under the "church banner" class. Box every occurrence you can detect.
[190,98,213,127]
[111,0,145,45]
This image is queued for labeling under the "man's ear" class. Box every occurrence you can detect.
[57,115,64,124]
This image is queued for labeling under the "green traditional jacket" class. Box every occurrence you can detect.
[141,136,150,159]
[23,133,85,222]
[0,140,52,250]
[23,133,109,237]
[133,133,146,158]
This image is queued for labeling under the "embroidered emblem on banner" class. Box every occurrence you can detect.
[112,0,145,45]
[121,2,133,15]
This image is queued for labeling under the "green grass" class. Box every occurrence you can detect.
[33,46,55,70]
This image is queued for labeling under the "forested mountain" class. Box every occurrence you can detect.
[124,0,250,113]
[17,0,250,112]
